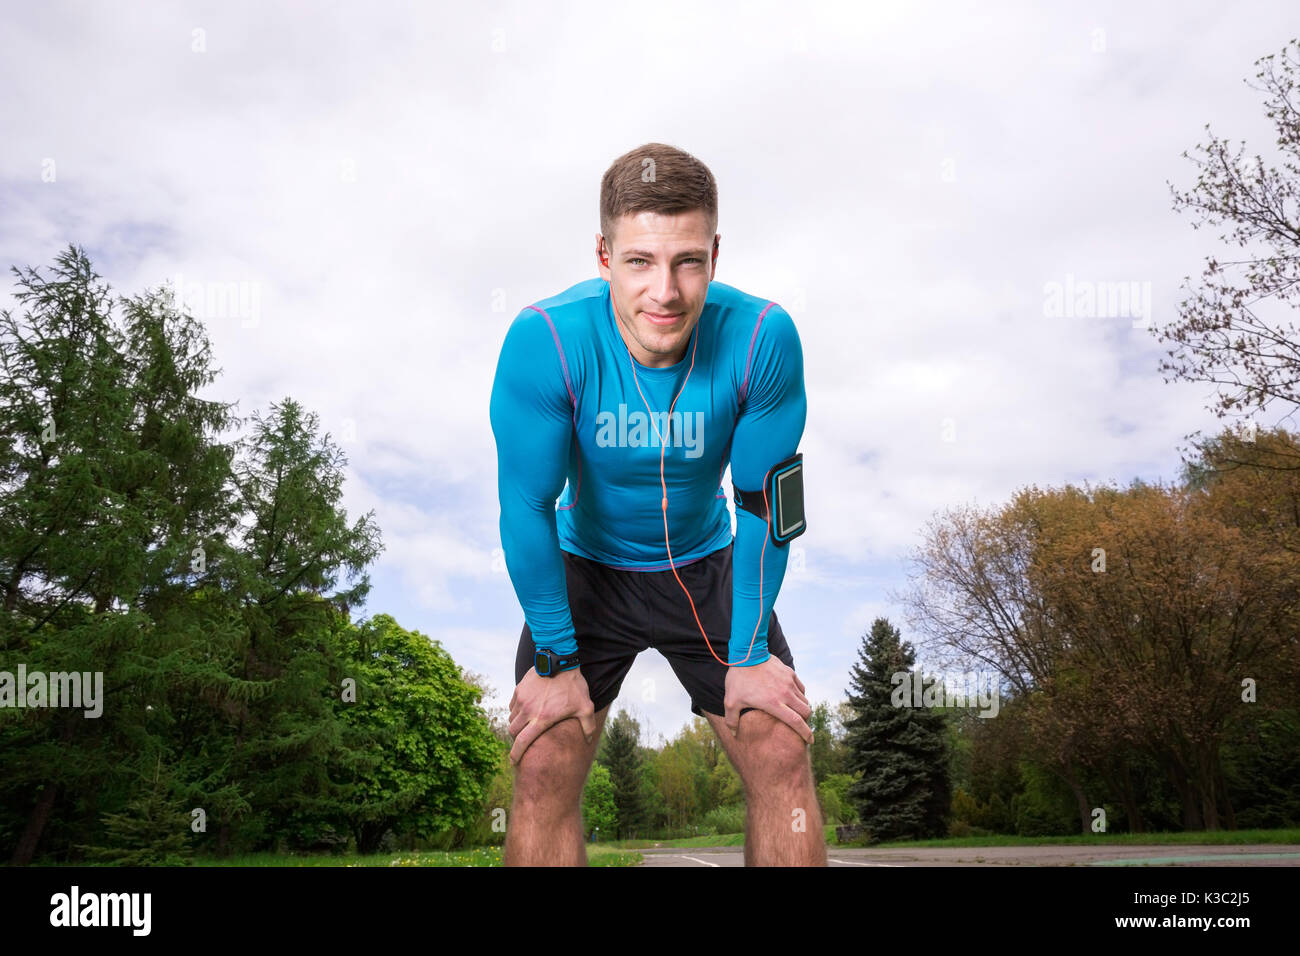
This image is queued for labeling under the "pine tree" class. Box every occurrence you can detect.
[598,710,646,839]
[843,617,952,842]
[204,396,385,854]
[80,758,194,866]
[0,246,241,864]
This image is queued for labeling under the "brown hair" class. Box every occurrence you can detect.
[599,143,718,248]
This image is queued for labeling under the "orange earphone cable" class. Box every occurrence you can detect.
[606,262,768,667]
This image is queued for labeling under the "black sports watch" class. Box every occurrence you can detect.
[534,647,581,677]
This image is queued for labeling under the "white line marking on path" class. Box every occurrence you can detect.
[828,858,902,866]
[677,855,720,867]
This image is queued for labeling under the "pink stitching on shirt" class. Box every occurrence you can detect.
[528,304,581,511]
[739,302,776,407]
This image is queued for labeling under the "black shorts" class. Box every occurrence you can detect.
[513,541,796,719]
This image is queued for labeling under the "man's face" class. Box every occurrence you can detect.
[597,209,718,369]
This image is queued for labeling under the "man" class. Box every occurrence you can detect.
[489,142,825,866]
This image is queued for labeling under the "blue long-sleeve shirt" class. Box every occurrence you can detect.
[489,277,806,666]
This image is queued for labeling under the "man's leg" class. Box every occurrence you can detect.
[504,704,611,866]
[506,550,649,866]
[642,543,826,865]
[703,707,827,866]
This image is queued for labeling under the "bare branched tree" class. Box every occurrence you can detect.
[1160,38,1300,473]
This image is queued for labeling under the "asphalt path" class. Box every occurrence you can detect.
[635,844,1300,866]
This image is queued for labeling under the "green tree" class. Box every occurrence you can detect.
[666,716,725,823]
[639,760,669,835]
[810,701,836,784]
[655,744,698,831]
[462,669,509,742]
[582,763,617,839]
[191,395,384,855]
[0,245,241,864]
[709,752,744,810]
[80,758,194,866]
[816,773,859,826]
[843,618,951,842]
[459,748,512,847]
[333,614,501,854]
[598,709,647,838]
[0,246,512,866]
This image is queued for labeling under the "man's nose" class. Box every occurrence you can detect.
[651,267,680,307]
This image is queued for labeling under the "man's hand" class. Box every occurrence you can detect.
[723,656,813,744]
[507,665,597,766]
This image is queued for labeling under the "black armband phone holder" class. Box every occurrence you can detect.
[732,452,805,547]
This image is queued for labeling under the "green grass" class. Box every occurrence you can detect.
[190,844,640,867]
[603,825,1300,851]
[606,832,747,849]
[43,826,1299,865]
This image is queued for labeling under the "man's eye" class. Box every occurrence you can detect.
[629,258,646,266]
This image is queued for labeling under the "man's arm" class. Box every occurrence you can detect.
[728,304,807,666]
[489,308,577,655]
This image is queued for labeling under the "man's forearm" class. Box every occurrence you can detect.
[499,499,577,654]
[728,508,791,666]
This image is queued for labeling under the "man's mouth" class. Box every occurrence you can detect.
[643,310,683,326]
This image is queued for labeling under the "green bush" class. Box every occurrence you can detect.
[946,819,994,838]
[817,773,859,825]
[701,804,746,835]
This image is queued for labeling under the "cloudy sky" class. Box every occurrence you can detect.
[3,0,1295,746]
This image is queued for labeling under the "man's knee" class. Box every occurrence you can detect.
[513,711,607,802]
[736,709,812,786]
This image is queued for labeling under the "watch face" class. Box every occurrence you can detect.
[535,652,551,675]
